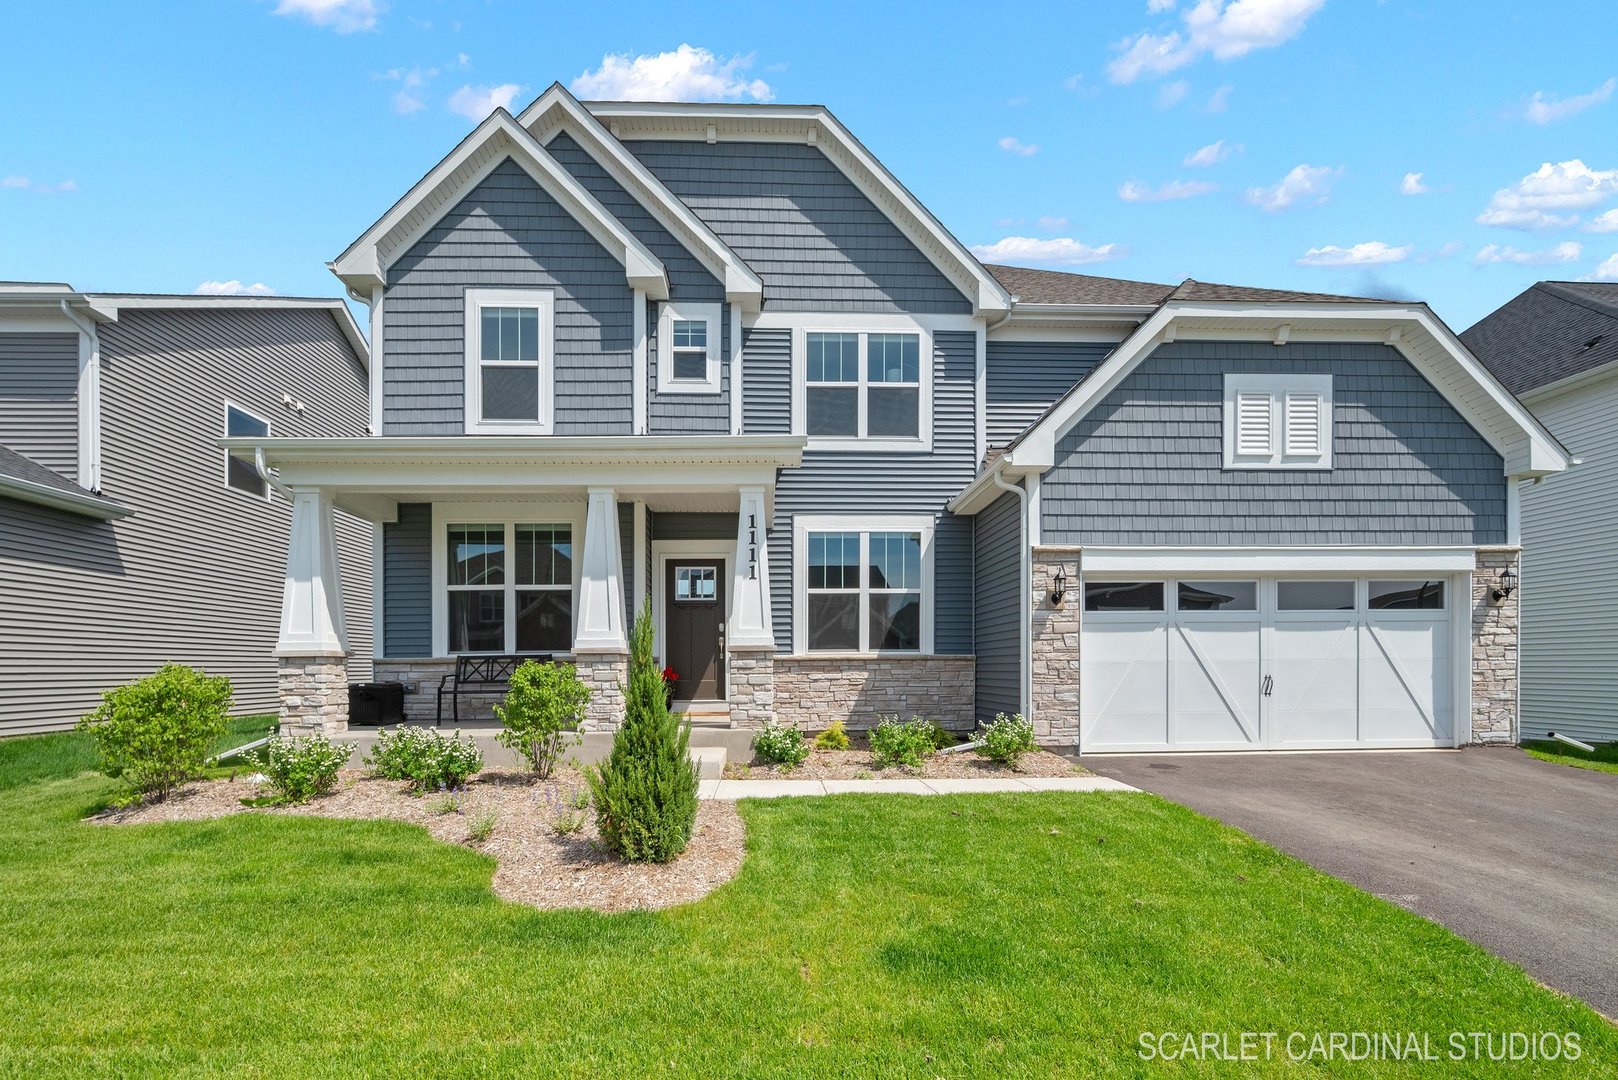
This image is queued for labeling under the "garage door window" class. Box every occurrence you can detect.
[1369,580,1446,609]
[1084,581,1165,611]
[1177,581,1258,611]
[1276,580,1355,611]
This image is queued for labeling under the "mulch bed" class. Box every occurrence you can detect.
[91,767,744,914]
[722,744,1085,781]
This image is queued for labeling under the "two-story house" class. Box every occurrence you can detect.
[230,84,1568,752]
[0,284,373,734]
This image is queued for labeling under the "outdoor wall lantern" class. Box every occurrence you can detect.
[1492,565,1518,603]
[1051,566,1067,607]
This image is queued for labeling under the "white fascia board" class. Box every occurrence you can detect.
[1081,546,1480,573]
[220,434,805,471]
[521,85,765,311]
[329,109,669,301]
[0,474,129,520]
[1520,359,1618,405]
[947,457,1043,515]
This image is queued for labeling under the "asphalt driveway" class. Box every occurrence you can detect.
[1084,747,1618,1017]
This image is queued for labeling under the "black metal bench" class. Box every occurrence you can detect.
[436,654,553,723]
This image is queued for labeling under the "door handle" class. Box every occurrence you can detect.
[1262,675,1274,697]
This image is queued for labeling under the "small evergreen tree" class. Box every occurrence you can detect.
[585,597,698,862]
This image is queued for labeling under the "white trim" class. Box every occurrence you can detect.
[729,304,744,435]
[1505,479,1522,547]
[278,488,349,656]
[631,290,648,434]
[55,300,102,490]
[1222,372,1333,470]
[750,310,979,333]
[370,521,385,660]
[656,301,723,395]
[223,400,274,499]
[651,539,733,668]
[1026,473,1042,547]
[429,500,587,658]
[1079,546,1479,574]
[367,286,384,434]
[974,324,987,471]
[791,323,933,453]
[575,487,627,651]
[0,473,127,519]
[462,287,555,436]
[791,513,934,655]
[729,486,775,647]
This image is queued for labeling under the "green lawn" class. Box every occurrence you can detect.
[0,735,1611,1076]
[1522,739,1618,776]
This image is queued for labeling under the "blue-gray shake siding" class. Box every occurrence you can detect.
[382,158,634,436]
[0,332,79,477]
[645,295,731,435]
[985,340,1110,447]
[973,490,1022,724]
[1040,342,1507,546]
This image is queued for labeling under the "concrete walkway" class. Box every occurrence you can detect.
[698,775,1137,799]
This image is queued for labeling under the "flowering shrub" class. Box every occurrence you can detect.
[76,663,232,798]
[917,718,959,750]
[977,713,1037,767]
[255,733,353,803]
[661,667,679,708]
[494,660,589,779]
[546,785,590,834]
[813,718,851,751]
[364,726,483,793]
[868,716,937,770]
[752,723,810,768]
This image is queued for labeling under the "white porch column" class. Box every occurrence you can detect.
[276,487,350,736]
[728,487,775,647]
[575,487,627,652]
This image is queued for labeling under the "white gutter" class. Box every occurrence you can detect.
[58,299,102,491]
[990,470,1033,723]
[0,472,129,520]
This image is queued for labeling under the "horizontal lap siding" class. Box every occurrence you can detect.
[973,490,1023,724]
[1041,342,1507,546]
[768,330,979,653]
[0,332,78,477]
[985,340,1109,447]
[621,140,972,314]
[741,326,791,434]
[383,503,432,657]
[383,158,632,436]
[1519,375,1618,743]
[0,309,372,734]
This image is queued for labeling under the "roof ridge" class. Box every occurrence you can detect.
[1536,280,1618,319]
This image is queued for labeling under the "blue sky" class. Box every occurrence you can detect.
[3,0,1616,329]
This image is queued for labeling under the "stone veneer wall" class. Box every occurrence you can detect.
[1471,547,1521,744]
[727,647,777,727]
[772,655,975,730]
[372,656,629,729]
[1030,549,1081,746]
[278,656,349,736]
[573,650,629,732]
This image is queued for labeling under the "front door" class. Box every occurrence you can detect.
[665,560,725,702]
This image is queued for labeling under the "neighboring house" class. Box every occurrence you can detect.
[232,83,1568,751]
[0,284,374,735]
[1463,281,1618,745]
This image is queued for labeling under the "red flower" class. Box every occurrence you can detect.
[662,667,679,682]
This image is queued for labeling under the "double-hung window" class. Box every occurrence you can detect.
[657,302,722,394]
[1223,373,1332,469]
[224,402,271,497]
[446,522,573,653]
[800,328,927,449]
[796,517,931,653]
[464,288,554,434]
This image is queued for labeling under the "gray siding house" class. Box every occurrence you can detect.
[233,84,1568,752]
[0,284,373,735]
[1463,282,1618,745]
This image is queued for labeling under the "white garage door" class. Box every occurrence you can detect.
[1080,577,1456,752]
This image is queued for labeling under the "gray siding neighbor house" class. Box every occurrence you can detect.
[1463,281,1618,746]
[0,284,373,735]
[234,82,1568,754]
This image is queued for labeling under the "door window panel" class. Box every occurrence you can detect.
[1084,581,1165,612]
[1177,581,1258,611]
[1277,580,1355,611]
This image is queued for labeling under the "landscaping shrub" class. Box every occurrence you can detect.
[494,660,589,779]
[752,723,810,768]
[868,716,937,770]
[917,718,959,750]
[364,726,483,792]
[76,663,232,799]
[585,598,698,862]
[813,718,851,751]
[468,811,497,843]
[977,713,1037,767]
[254,733,353,804]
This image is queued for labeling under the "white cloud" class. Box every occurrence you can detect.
[1472,241,1582,267]
[1184,139,1229,167]
[1245,163,1337,211]
[1037,215,1069,230]
[998,136,1039,156]
[1436,241,1465,259]
[1205,84,1232,112]
[1,176,29,189]
[272,0,381,33]
[1476,159,1618,229]
[1585,208,1618,233]
[1,175,76,193]
[195,280,276,296]
[968,236,1127,266]
[1157,80,1189,107]
[570,44,773,102]
[1524,77,1615,125]
[1586,253,1618,280]
[1107,0,1325,84]
[447,83,523,121]
[1147,0,1178,11]
[1063,73,1085,91]
[1400,171,1429,195]
[1118,178,1218,202]
[1295,241,1413,267]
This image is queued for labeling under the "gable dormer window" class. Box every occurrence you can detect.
[464,288,554,434]
[1222,373,1332,469]
[656,301,722,394]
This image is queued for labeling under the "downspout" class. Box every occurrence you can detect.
[58,300,102,491]
[990,468,1032,723]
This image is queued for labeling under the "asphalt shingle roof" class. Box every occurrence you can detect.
[1461,281,1618,396]
[983,264,1396,307]
[0,443,123,511]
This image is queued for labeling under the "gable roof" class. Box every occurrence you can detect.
[0,443,127,519]
[984,264,1171,307]
[1461,281,1618,397]
[329,108,668,300]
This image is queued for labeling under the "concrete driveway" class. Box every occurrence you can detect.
[1083,747,1618,1017]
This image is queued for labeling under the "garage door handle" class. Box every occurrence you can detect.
[1262,675,1273,697]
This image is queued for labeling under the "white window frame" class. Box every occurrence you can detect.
[656,301,722,395]
[792,514,934,654]
[463,287,555,435]
[1223,373,1333,470]
[430,502,586,656]
[791,319,934,452]
[223,400,272,500]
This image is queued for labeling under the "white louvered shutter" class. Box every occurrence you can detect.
[1235,392,1272,456]
[1284,393,1322,456]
